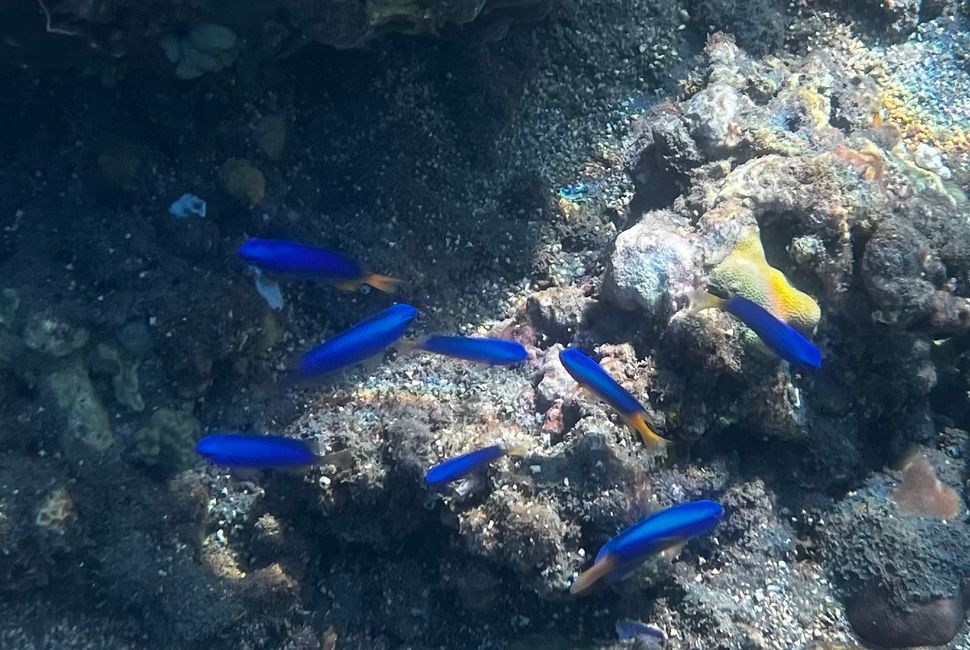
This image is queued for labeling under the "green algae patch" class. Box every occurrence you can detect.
[219,158,266,205]
[47,360,113,451]
[134,408,202,473]
[93,343,145,413]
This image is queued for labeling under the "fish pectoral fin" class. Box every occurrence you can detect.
[570,385,592,403]
[359,353,384,375]
[228,467,264,482]
[395,336,426,355]
[657,537,688,561]
[570,554,616,595]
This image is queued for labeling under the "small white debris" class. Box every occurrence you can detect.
[169,192,207,218]
[252,267,284,311]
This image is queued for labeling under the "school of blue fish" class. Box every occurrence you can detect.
[196,236,823,603]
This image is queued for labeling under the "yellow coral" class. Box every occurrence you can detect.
[881,84,970,156]
[710,231,821,335]
[795,87,831,131]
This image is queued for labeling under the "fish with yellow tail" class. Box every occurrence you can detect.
[238,238,401,293]
[687,290,822,369]
[571,499,724,595]
[558,348,670,449]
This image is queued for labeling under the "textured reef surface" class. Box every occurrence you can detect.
[0,0,969,648]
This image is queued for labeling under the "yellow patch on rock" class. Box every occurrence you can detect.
[710,230,821,335]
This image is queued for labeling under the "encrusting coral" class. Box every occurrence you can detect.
[709,230,821,335]
[34,488,74,534]
[890,450,962,521]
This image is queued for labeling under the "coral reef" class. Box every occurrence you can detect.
[708,231,821,335]
[0,0,968,648]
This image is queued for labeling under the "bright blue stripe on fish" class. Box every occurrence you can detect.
[597,500,723,581]
[293,304,418,381]
[725,296,822,368]
[419,336,527,365]
[425,444,508,486]
[559,348,644,416]
[238,238,363,280]
[195,433,318,468]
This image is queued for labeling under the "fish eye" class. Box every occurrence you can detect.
[359,285,371,295]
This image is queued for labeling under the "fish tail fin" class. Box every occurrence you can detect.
[627,412,672,449]
[250,376,285,401]
[570,554,616,595]
[364,273,402,294]
[277,371,303,391]
[314,449,354,470]
[505,443,529,457]
[306,438,323,456]
[395,336,426,355]
[686,289,726,313]
[283,350,305,371]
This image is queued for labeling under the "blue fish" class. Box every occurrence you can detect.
[570,499,724,594]
[401,335,527,366]
[238,238,400,293]
[195,433,347,469]
[689,291,822,368]
[425,443,526,486]
[559,348,670,448]
[287,303,418,384]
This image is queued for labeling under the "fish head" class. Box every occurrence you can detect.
[686,499,725,534]
[194,434,225,460]
[385,303,419,327]
[237,238,273,264]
